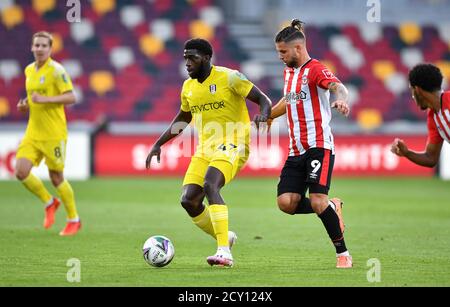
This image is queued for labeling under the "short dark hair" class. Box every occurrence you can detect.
[409,63,443,92]
[184,38,213,57]
[275,19,305,43]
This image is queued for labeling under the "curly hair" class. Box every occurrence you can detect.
[184,38,213,57]
[409,63,443,92]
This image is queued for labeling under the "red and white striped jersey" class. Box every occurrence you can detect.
[427,91,450,145]
[283,59,340,156]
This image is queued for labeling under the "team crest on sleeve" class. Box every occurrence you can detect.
[209,84,217,94]
[62,73,68,83]
[322,69,335,79]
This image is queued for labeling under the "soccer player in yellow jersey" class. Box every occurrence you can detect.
[15,31,81,236]
[146,39,272,267]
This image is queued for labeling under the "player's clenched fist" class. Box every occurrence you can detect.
[390,138,408,157]
[17,98,29,113]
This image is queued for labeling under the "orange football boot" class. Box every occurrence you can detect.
[336,255,353,268]
[59,220,82,236]
[43,197,61,229]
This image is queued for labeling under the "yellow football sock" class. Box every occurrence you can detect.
[56,180,78,220]
[192,206,216,238]
[21,173,52,204]
[209,204,229,247]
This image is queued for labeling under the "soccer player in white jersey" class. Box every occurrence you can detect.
[391,63,450,166]
[269,19,352,268]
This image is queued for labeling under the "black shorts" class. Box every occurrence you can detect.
[277,148,335,196]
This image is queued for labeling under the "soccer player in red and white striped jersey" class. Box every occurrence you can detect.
[270,19,352,268]
[391,63,449,166]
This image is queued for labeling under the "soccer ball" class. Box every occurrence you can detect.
[142,235,175,267]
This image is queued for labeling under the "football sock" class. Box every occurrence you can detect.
[209,204,229,248]
[337,251,350,257]
[219,247,231,254]
[295,197,314,214]
[318,206,347,254]
[192,205,216,238]
[45,197,55,207]
[21,173,52,204]
[56,180,79,220]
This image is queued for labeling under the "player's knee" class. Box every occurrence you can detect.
[203,181,220,198]
[15,169,29,181]
[310,196,328,214]
[277,199,296,215]
[50,178,61,187]
[49,173,64,187]
[180,195,197,211]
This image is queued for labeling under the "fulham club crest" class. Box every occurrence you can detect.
[209,84,217,94]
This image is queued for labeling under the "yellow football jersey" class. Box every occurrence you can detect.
[24,57,73,141]
[180,66,254,157]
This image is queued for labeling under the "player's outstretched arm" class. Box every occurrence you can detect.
[329,82,350,117]
[145,109,192,169]
[265,97,287,129]
[390,138,442,167]
[246,85,272,128]
[270,97,287,119]
[31,91,76,105]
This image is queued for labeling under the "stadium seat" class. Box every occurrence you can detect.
[189,20,214,40]
[89,71,115,96]
[340,48,364,71]
[346,84,360,107]
[437,23,450,44]
[241,60,264,82]
[0,97,10,118]
[399,22,422,45]
[0,0,13,11]
[384,72,408,95]
[358,22,382,44]
[1,5,24,29]
[151,19,175,42]
[92,0,116,16]
[120,5,145,29]
[356,108,383,131]
[50,33,64,55]
[139,34,164,57]
[70,20,95,44]
[110,46,135,71]
[32,0,56,15]
[200,6,224,28]
[0,59,21,84]
[435,61,450,80]
[400,48,424,68]
[329,35,353,57]
[372,60,396,81]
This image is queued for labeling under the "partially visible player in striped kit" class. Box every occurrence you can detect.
[391,63,449,166]
[269,19,352,268]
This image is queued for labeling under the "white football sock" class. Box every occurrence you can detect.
[336,251,350,257]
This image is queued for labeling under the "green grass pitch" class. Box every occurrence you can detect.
[0,177,449,286]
